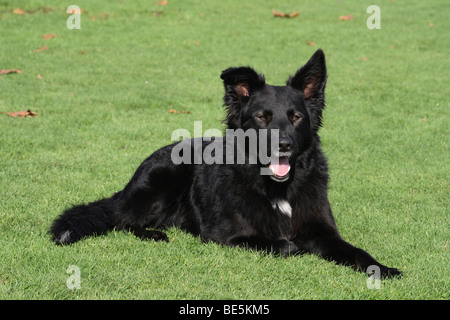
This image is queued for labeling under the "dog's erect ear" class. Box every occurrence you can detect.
[287,49,327,99]
[287,49,327,130]
[220,67,265,129]
[221,67,265,100]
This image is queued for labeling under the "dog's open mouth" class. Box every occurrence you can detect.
[268,153,291,182]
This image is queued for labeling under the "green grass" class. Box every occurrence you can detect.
[0,0,448,300]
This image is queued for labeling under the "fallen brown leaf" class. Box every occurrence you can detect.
[42,34,57,39]
[339,14,353,21]
[13,8,27,15]
[13,7,53,15]
[169,108,191,114]
[358,57,369,61]
[0,69,22,75]
[306,41,316,46]
[157,0,168,5]
[272,10,299,18]
[34,45,48,53]
[39,7,53,14]
[152,10,164,16]
[7,110,38,118]
[70,8,83,14]
[37,74,43,79]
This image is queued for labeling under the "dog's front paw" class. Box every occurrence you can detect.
[132,228,169,242]
[140,230,169,242]
[381,266,402,278]
[367,264,402,279]
[53,230,78,245]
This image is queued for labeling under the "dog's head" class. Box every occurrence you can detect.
[220,49,327,182]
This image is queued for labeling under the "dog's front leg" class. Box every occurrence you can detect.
[297,236,402,278]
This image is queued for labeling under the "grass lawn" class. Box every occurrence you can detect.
[0,0,448,300]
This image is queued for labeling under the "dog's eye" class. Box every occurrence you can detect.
[255,112,272,122]
[292,114,303,123]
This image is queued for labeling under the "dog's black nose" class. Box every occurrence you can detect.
[279,137,293,152]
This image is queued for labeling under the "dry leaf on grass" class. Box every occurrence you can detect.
[0,69,22,75]
[13,7,53,15]
[152,10,164,16]
[157,0,168,5]
[13,8,27,15]
[272,10,299,18]
[169,108,191,114]
[358,57,369,61]
[69,7,83,14]
[339,14,353,21]
[42,34,57,39]
[40,7,53,13]
[7,110,38,118]
[34,45,48,53]
[306,41,316,46]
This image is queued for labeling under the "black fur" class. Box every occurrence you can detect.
[50,49,401,278]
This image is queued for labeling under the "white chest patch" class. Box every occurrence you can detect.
[271,199,292,218]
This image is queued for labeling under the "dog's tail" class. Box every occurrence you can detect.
[50,193,119,245]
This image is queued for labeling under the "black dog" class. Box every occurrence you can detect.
[50,49,401,278]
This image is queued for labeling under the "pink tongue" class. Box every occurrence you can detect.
[269,157,290,177]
